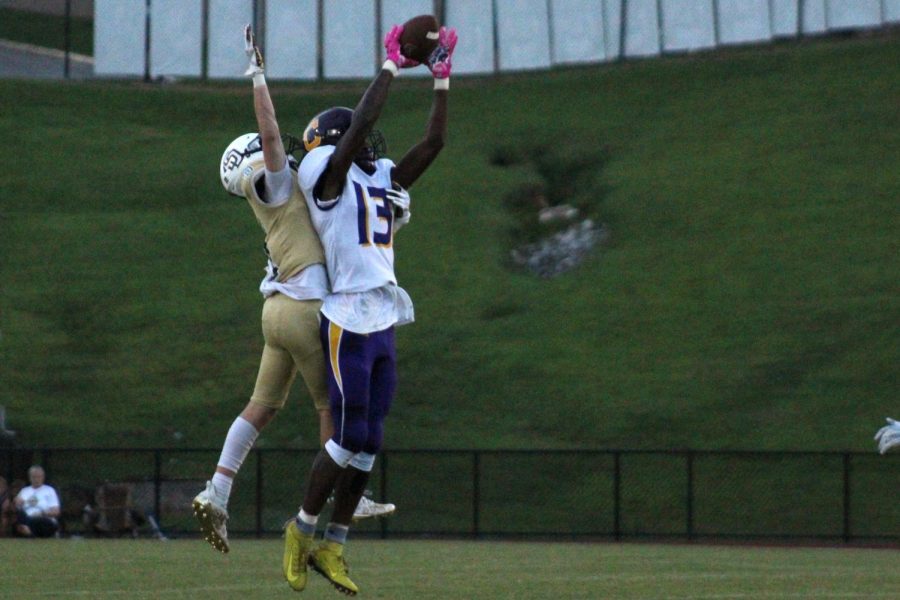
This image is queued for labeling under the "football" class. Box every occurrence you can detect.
[399,14,440,63]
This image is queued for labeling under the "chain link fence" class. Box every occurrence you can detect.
[3,447,898,543]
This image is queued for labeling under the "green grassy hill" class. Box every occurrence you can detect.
[1,33,897,451]
[0,7,93,55]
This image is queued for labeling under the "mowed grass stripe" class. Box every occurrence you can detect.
[2,539,898,599]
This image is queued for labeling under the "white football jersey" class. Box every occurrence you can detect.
[299,146,414,333]
[299,146,397,293]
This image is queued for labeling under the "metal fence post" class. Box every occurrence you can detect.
[842,452,852,543]
[379,452,389,540]
[491,0,501,74]
[613,451,622,541]
[472,451,481,538]
[686,451,695,540]
[656,0,665,54]
[63,0,72,78]
[153,449,161,526]
[143,0,152,82]
[256,448,263,537]
[201,0,209,80]
[316,0,324,81]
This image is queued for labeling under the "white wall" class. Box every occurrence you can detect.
[802,0,828,34]
[322,0,376,79]
[207,0,253,79]
[886,0,900,23]
[94,0,145,76]
[149,0,202,78]
[496,0,552,71]
[660,0,715,52]
[716,0,772,45]
[445,0,496,75]
[602,0,622,60]
[826,0,882,29]
[265,0,317,80]
[550,0,606,65]
[770,0,800,37]
[93,0,900,80]
[625,0,660,57]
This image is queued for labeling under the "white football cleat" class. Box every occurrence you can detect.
[192,480,230,553]
[353,495,396,521]
[875,418,900,455]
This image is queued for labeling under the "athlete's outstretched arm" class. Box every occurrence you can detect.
[391,88,447,189]
[316,24,431,200]
[245,25,286,172]
[317,69,395,200]
[392,27,457,189]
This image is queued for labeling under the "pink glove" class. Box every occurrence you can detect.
[427,27,457,79]
[383,24,420,69]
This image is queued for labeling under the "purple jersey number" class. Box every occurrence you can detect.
[354,182,394,247]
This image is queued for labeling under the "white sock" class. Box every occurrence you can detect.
[296,509,318,535]
[211,472,233,503]
[215,416,259,500]
[297,509,318,526]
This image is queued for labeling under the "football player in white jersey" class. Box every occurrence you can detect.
[281,23,458,596]
[192,26,400,556]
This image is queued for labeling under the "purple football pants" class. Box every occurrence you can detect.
[320,314,396,455]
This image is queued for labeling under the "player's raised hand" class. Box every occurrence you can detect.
[874,417,900,455]
[244,24,264,76]
[384,24,420,69]
[427,27,457,79]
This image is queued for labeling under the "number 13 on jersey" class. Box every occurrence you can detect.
[353,182,393,247]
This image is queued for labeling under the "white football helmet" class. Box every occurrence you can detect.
[220,133,263,197]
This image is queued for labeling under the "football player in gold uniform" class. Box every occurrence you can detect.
[192,25,400,555]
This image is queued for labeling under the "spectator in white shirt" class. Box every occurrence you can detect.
[14,465,61,538]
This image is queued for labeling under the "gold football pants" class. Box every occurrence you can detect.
[250,293,329,412]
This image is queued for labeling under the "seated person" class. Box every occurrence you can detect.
[0,476,11,536]
[1,479,24,536]
[14,465,61,538]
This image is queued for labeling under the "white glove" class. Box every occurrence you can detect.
[387,185,411,231]
[244,24,264,76]
[874,418,900,455]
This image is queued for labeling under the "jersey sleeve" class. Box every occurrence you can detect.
[298,146,339,209]
[261,160,293,207]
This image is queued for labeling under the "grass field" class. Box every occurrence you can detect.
[1,538,898,599]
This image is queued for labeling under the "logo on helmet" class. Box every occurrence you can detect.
[303,118,322,152]
[223,149,244,172]
[220,133,263,197]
